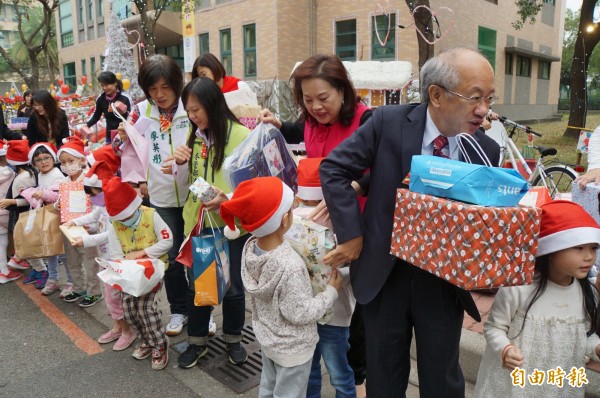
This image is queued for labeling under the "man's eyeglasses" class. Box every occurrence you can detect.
[437,85,498,107]
[34,156,54,164]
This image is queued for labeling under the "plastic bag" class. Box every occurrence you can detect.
[222,122,298,192]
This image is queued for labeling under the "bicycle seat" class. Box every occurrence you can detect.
[535,145,557,157]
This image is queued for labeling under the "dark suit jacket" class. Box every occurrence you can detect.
[320,103,500,321]
[26,110,70,149]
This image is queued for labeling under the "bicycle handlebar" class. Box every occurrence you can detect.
[499,116,543,137]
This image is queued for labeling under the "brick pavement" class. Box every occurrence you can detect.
[463,291,600,374]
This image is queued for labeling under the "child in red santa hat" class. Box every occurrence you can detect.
[0,141,18,283]
[474,200,600,397]
[220,176,342,397]
[56,136,101,306]
[104,176,173,370]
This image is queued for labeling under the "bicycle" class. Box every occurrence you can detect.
[494,116,581,198]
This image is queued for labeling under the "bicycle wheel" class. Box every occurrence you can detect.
[532,165,578,198]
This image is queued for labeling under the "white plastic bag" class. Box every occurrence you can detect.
[97,258,165,297]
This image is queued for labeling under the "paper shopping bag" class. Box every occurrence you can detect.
[59,181,91,223]
[115,110,149,183]
[14,205,64,259]
[192,223,230,306]
[390,189,540,290]
[97,258,165,297]
[410,155,529,207]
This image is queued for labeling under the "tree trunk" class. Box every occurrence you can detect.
[409,0,434,70]
[565,0,600,138]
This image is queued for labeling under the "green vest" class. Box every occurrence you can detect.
[113,206,168,266]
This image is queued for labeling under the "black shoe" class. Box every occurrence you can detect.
[63,290,87,303]
[227,342,247,365]
[178,344,208,369]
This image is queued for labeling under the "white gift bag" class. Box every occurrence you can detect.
[97,258,166,297]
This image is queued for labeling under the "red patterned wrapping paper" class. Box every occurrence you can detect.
[58,181,91,223]
[390,189,541,290]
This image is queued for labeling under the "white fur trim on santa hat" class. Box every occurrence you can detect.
[28,143,57,164]
[57,147,86,159]
[537,227,600,257]
[224,225,241,240]
[109,195,143,221]
[297,186,323,201]
[7,158,28,166]
[86,153,96,166]
[83,174,101,188]
[250,183,295,237]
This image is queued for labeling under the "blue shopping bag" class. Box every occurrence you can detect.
[409,155,528,207]
[192,213,231,306]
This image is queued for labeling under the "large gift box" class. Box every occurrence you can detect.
[390,189,541,290]
[59,181,91,223]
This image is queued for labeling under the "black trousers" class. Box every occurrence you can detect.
[364,261,465,398]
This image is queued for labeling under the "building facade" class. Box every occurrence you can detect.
[56,0,565,120]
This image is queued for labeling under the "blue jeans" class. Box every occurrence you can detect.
[47,254,70,283]
[307,324,356,398]
[152,205,188,316]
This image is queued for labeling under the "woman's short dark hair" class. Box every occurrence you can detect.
[97,71,124,91]
[137,54,184,103]
[192,53,227,81]
[32,145,53,161]
[182,77,240,171]
[23,90,32,99]
[291,54,358,127]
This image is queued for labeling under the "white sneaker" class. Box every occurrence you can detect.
[59,283,74,298]
[166,314,188,336]
[208,314,217,337]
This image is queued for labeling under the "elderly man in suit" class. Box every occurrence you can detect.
[320,47,501,398]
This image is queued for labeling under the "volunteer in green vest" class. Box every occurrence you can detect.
[115,54,191,337]
[172,77,251,368]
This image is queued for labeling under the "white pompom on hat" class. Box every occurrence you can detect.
[536,200,600,257]
[57,136,86,159]
[6,139,30,166]
[297,157,325,201]
[84,160,116,188]
[102,176,142,221]
[28,142,58,164]
[220,177,295,239]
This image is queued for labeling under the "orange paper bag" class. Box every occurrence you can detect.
[390,189,541,290]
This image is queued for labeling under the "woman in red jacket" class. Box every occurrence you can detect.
[192,53,248,94]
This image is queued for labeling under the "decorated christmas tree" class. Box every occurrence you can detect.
[102,1,143,101]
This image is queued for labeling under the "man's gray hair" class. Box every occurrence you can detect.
[420,48,474,103]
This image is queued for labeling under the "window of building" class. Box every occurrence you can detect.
[64,62,76,88]
[156,44,184,70]
[77,0,84,24]
[199,33,209,55]
[0,31,10,47]
[97,0,104,18]
[100,55,105,69]
[516,55,531,77]
[81,59,86,78]
[220,28,232,75]
[543,0,555,5]
[243,24,256,78]
[478,26,496,70]
[372,13,395,60]
[90,56,96,78]
[505,53,513,75]
[87,0,93,20]
[538,60,551,79]
[336,19,356,61]
[59,0,74,47]
[113,0,131,19]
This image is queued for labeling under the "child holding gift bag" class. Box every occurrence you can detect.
[474,200,600,398]
[104,176,172,370]
[0,140,46,282]
[55,137,101,305]
[293,158,357,398]
[0,142,18,284]
[25,143,71,294]
[64,161,137,351]
[220,177,342,398]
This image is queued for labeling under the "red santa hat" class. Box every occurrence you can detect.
[297,157,325,201]
[220,177,294,239]
[84,160,116,188]
[86,144,121,174]
[28,142,58,164]
[103,176,143,221]
[6,139,30,166]
[0,141,7,157]
[537,200,600,256]
[57,136,86,159]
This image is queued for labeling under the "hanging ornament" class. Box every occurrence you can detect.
[81,75,88,84]
[88,83,93,88]
[411,5,455,45]
[373,0,392,47]
[122,78,131,90]
[61,84,69,95]
[51,90,56,96]
[116,72,122,80]
[57,78,64,86]
[21,84,27,92]
[4,92,8,97]
[10,88,15,94]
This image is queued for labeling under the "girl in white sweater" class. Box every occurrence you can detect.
[474,200,600,398]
